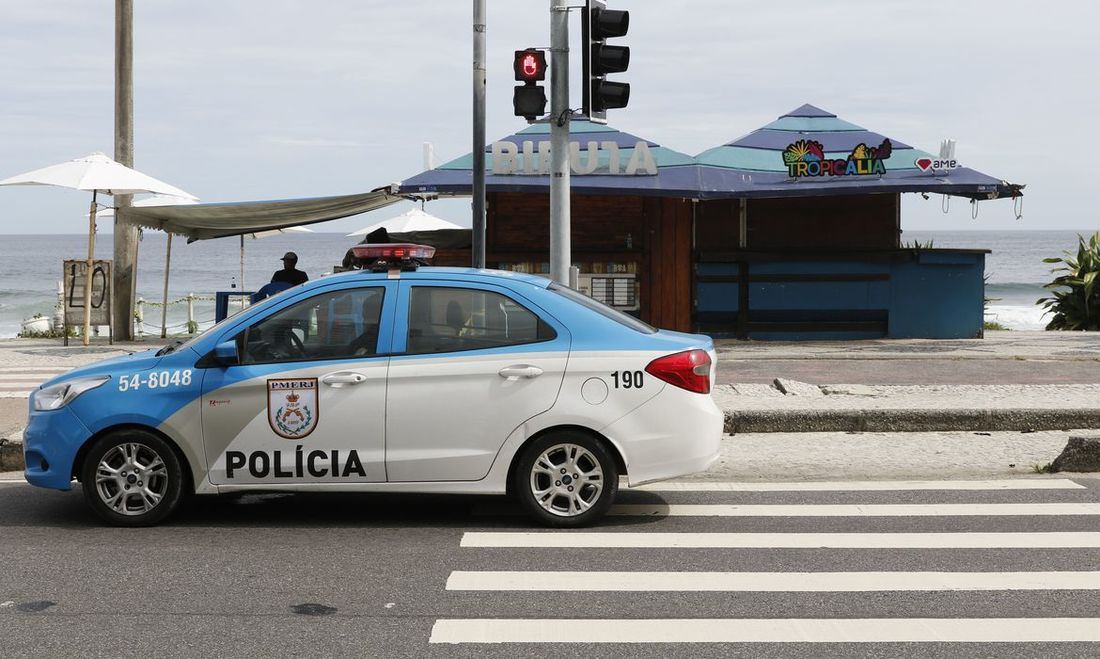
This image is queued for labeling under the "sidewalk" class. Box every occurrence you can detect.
[715,330,1100,385]
[714,331,1100,433]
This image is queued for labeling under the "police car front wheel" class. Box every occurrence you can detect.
[514,432,618,528]
[80,430,185,527]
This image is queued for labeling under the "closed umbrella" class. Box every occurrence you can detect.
[1,153,194,345]
[346,206,462,237]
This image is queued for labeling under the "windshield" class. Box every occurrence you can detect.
[175,293,286,352]
[548,282,656,334]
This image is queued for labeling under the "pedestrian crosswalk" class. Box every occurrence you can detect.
[431,617,1100,644]
[0,366,69,398]
[431,477,1100,647]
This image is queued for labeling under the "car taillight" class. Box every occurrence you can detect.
[645,349,712,394]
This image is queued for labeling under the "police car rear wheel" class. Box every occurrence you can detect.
[80,430,185,527]
[514,432,618,527]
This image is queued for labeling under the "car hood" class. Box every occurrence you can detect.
[37,349,162,389]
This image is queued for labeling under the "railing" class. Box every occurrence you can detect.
[133,293,247,338]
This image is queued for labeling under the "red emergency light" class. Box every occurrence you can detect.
[350,243,436,271]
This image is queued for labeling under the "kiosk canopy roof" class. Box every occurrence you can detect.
[695,104,1022,200]
[400,105,1021,201]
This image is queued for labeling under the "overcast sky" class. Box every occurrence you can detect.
[1,0,1097,234]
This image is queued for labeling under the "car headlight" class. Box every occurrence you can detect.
[32,375,111,411]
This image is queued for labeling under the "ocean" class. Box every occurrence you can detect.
[0,230,1090,337]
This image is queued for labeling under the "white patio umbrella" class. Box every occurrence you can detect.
[346,206,462,237]
[1,153,195,345]
[95,192,198,219]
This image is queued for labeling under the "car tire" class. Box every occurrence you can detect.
[80,429,186,527]
[513,431,618,528]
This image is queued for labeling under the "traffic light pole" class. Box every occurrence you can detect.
[549,0,571,285]
[471,0,487,269]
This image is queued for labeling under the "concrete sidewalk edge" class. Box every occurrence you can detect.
[0,438,23,472]
[726,408,1100,434]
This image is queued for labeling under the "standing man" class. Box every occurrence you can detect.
[271,251,309,286]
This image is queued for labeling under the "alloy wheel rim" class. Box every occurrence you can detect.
[94,443,169,516]
[529,443,604,517]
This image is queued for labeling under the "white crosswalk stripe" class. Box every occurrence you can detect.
[447,570,1100,592]
[608,502,1100,516]
[461,531,1100,549]
[430,618,1100,644]
[0,368,66,398]
[477,502,1100,517]
[436,478,1100,646]
[634,479,1086,491]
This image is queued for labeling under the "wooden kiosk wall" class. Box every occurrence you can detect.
[486,192,693,331]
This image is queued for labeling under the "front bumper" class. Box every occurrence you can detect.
[24,406,93,491]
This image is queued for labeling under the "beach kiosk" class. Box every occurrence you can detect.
[399,104,1023,339]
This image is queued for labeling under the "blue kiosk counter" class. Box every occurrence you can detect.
[696,248,989,340]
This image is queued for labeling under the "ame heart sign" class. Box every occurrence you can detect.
[915,157,960,172]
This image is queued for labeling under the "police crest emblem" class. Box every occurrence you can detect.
[267,378,319,439]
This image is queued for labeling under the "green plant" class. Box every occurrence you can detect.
[18,326,77,339]
[983,320,1009,331]
[904,239,935,249]
[1032,462,1054,474]
[1037,232,1100,330]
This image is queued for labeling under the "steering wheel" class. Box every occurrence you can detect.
[284,330,307,358]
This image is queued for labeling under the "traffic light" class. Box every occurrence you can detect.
[513,48,547,122]
[582,0,630,123]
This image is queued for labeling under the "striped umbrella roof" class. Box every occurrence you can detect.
[695,104,1022,199]
[399,106,1022,201]
[399,118,701,198]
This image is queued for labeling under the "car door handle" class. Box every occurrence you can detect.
[321,371,367,387]
[498,365,543,379]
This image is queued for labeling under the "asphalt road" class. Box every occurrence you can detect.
[3,477,1100,657]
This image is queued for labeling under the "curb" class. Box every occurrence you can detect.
[0,438,23,472]
[725,408,1100,434]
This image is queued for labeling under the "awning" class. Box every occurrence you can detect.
[694,104,1024,200]
[116,190,402,241]
[400,107,1023,202]
[399,119,703,198]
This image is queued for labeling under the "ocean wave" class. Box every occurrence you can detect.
[985,304,1050,331]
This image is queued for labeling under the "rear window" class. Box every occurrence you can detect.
[549,282,656,334]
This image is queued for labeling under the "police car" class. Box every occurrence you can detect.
[24,244,722,527]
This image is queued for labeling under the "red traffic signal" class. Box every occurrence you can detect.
[582,1,630,122]
[513,48,547,121]
[513,49,547,83]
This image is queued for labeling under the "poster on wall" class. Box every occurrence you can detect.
[62,259,112,342]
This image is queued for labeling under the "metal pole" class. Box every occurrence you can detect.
[549,0,571,284]
[160,233,172,338]
[240,234,245,292]
[83,191,97,346]
[471,0,487,268]
[113,0,137,341]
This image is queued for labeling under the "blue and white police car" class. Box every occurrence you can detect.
[24,244,722,527]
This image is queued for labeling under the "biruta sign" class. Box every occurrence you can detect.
[491,140,658,176]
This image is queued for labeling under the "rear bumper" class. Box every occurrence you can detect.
[602,385,723,487]
[23,406,92,491]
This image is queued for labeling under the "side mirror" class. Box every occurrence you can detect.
[214,340,239,366]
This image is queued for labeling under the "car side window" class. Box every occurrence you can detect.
[240,287,385,364]
[406,286,555,354]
